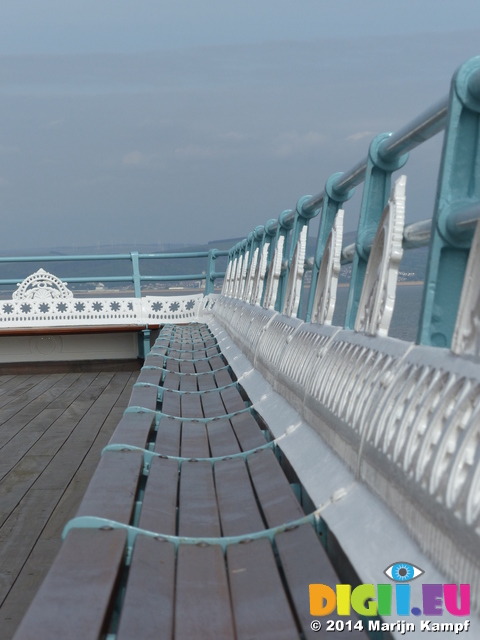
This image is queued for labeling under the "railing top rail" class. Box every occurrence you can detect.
[302,96,449,216]
[0,249,229,263]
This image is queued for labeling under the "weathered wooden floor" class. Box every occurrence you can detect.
[0,370,138,640]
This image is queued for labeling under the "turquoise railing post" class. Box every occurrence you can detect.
[276,210,294,311]
[344,134,408,329]
[205,249,218,295]
[130,251,142,298]
[305,173,355,322]
[417,56,480,347]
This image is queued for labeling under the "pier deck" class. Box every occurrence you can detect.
[0,370,138,640]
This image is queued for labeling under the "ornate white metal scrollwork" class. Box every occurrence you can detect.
[452,218,480,357]
[237,250,249,299]
[13,268,74,300]
[221,261,232,296]
[354,175,406,337]
[263,236,285,310]
[251,242,270,305]
[2,269,203,327]
[232,255,243,299]
[282,225,308,317]
[243,248,258,303]
[311,210,344,325]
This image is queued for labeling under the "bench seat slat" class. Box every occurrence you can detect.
[181,393,203,419]
[215,458,264,536]
[197,373,217,391]
[14,529,127,640]
[155,417,181,456]
[207,419,241,456]
[275,524,368,639]
[227,538,300,640]
[139,457,179,534]
[175,545,235,640]
[179,374,197,392]
[163,372,180,390]
[117,536,175,640]
[181,422,209,458]
[108,412,155,449]
[247,449,304,527]
[128,385,158,411]
[193,359,212,373]
[230,413,267,451]
[76,451,143,524]
[178,460,221,537]
[214,368,234,387]
[201,390,226,418]
[220,386,246,413]
[162,390,181,417]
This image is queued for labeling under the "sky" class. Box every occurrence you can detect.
[0,1,480,252]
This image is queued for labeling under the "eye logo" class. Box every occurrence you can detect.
[384,561,424,582]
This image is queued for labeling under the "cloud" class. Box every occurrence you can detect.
[346,131,375,142]
[122,150,144,165]
[273,131,325,158]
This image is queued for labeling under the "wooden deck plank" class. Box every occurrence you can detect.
[0,375,48,410]
[12,529,127,640]
[227,538,300,640]
[0,372,136,638]
[0,373,93,482]
[138,457,178,534]
[0,373,114,530]
[0,374,71,443]
[178,460,221,537]
[117,537,175,640]
[175,545,235,640]
[31,372,133,491]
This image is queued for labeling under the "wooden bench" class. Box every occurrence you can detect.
[13,323,367,640]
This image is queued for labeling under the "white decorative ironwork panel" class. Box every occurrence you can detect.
[283,225,308,318]
[355,175,406,337]
[251,242,269,306]
[243,248,258,303]
[311,210,344,325]
[452,218,480,356]
[0,269,203,327]
[263,235,284,310]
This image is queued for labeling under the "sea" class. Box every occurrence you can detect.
[331,284,424,342]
